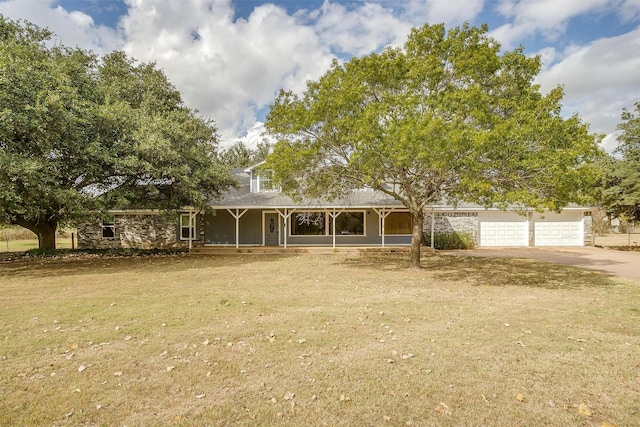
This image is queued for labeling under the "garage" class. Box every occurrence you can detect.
[478,212,528,247]
[533,211,583,246]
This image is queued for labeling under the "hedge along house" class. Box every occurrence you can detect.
[77,164,593,250]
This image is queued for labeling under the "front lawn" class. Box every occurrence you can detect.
[0,254,638,426]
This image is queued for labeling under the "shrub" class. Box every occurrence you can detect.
[422,231,476,250]
[22,247,187,259]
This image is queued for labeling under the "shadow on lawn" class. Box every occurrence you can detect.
[341,253,617,290]
[0,252,285,278]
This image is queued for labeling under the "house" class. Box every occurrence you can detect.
[77,164,593,249]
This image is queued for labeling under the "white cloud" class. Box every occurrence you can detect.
[121,0,336,146]
[491,0,614,48]
[233,121,273,150]
[313,1,412,55]
[423,0,485,24]
[618,0,640,22]
[536,26,640,150]
[0,0,123,53]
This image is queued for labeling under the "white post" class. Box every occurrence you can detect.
[381,208,386,248]
[188,208,193,250]
[332,211,336,248]
[284,208,288,249]
[373,208,393,248]
[275,208,294,249]
[328,209,342,249]
[235,209,240,249]
[226,208,248,249]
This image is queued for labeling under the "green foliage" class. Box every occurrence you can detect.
[265,22,600,267]
[221,140,272,168]
[0,17,234,249]
[422,231,476,250]
[598,102,640,221]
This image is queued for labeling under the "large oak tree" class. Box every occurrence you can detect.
[265,23,601,268]
[0,17,234,249]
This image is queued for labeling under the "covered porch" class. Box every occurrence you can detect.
[196,206,417,249]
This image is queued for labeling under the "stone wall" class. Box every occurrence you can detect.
[77,214,192,249]
[583,213,593,245]
[423,212,479,243]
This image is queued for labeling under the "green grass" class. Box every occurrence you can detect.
[1,226,75,252]
[0,237,74,252]
[0,254,638,426]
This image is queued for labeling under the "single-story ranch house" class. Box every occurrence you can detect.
[77,164,593,250]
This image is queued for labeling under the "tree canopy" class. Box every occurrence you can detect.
[0,16,234,249]
[598,102,640,222]
[265,23,601,268]
[221,140,272,169]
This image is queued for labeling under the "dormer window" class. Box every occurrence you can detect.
[246,162,279,193]
[257,171,276,192]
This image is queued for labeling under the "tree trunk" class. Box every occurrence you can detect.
[410,208,424,269]
[13,215,58,250]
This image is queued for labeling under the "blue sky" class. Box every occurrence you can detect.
[1,0,639,151]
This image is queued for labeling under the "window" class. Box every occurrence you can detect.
[180,214,195,240]
[383,212,412,235]
[334,212,365,235]
[102,216,115,238]
[291,212,326,235]
[257,171,277,192]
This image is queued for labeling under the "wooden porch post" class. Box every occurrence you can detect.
[327,209,344,249]
[226,208,248,249]
[373,208,393,248]
[275,208,294,249]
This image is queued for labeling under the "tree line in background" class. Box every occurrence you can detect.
[597,102,640,226]
[1,15,638,264]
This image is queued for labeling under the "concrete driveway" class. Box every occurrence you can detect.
[443,246,640,283]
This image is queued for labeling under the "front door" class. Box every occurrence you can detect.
[265,213,279,246]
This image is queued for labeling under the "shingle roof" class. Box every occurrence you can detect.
[208,168,591,212]
[209,169,404,209]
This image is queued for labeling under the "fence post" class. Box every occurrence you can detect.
[4,230,8,252]
[72,232,75,250]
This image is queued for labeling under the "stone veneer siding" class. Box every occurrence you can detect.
[583,213,593,245]
[423,212,479,243]
[77,214,191,249]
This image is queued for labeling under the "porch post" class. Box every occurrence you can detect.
[332,210,336,249]
[327,209,341,249]
[188,208,193,250]
[284,208,288,249]
[373,208,392,248]
[226,208,248,249]
[235,209,240,249]
[381,208,386,248]
[275,208,294,248]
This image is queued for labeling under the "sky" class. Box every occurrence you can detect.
[1,0,639,152]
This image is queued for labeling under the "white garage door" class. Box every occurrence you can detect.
[534,221,582,246]
[479,218,528,246]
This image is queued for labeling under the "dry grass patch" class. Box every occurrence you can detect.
[1,254,638,426]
